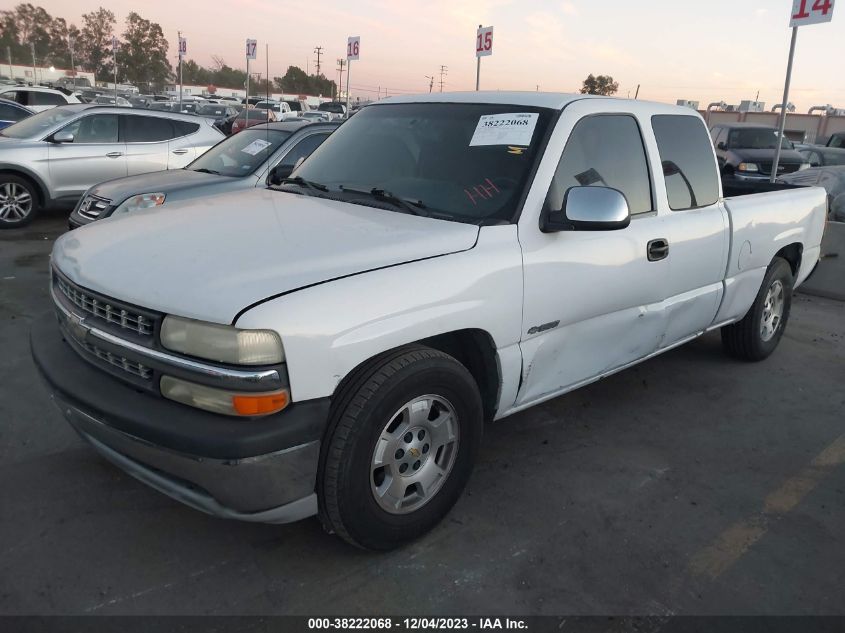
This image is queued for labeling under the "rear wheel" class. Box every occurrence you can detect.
[0,175,38,229]
[721,257,793,361]
[319,346,483,550]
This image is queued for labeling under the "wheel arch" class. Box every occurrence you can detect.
[330,328,501,423]
[774,242,802,277]
[0,165,48,207]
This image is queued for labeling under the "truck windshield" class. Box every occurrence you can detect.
[293,102,553,223]
[188,129,291,177]
[729,128,793,150]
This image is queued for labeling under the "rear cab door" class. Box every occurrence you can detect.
[648,111,729,347]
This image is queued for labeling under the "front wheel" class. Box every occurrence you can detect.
[0,175,39,228]
[721,257,793,361]
[319,346,483,550]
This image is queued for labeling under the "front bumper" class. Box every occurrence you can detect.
[31,313,330,523]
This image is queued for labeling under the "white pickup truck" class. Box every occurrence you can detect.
[33,93,827,550]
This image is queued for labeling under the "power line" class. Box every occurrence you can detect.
[438,65,448,92]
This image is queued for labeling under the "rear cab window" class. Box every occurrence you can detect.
[651,115,720,211]
[121,115,174,142]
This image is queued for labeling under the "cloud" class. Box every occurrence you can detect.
[561,2,578,15]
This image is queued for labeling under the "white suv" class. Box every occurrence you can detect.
[0,86,81,112]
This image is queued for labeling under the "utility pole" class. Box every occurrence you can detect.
[8,46,13,81]
[112,37,117,102]
[313,46,323,76]
[30,42,36,85]
[425,75,434,92]
[336,58,345,102]
[68,36,75,89]
[634,84,640,99]
[177,31,183,110]
[438,65,447,92]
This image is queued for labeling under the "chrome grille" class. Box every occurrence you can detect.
[55,275,153,337]
[79,339,153,380]
[759,162,801,175]
[77,194,112,220]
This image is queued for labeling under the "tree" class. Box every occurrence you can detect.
[78,7,115,79]
[580,74,619,96]
[274,66,336,97]
[0,4,54,66]
[120,12,170,88]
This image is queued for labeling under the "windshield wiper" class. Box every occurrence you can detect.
[339,186,427,216]
[192,168,220,175]
[274,176,329,196]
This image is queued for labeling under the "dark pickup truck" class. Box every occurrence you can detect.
[827,132,845,149]
[710,122,809,180]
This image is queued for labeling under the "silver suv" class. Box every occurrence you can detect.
[0,104,223,228]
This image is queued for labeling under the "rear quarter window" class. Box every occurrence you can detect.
[172,121,201,137]
[651,115,720,211]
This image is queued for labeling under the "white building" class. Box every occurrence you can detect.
[1,63,95,87]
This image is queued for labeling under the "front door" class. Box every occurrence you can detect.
[47,113,126,199]
[516,100,669,407]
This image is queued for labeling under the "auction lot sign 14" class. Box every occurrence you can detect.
[790,0,835,26]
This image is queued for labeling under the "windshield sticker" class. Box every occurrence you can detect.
[469,113,538,147]
[241,139,273,156]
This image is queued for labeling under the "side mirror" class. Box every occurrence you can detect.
[541,186,631,233]
[267,163,293,186]
[52,130,75,143]
[716,141,727,151]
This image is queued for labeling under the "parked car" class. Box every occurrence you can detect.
[254,100,293,120]
[0,85,81,112]
[230,108,275,134]
[33,93,826,549]
[69,120,340,228]
[317,101,347,119]
[92,95,132,107]
[794,145,845,167]
[710,122,808,180]
[0,97,33,129]
[54,77,94,92]
[825,132,844,148]
[282,100,308,116]
[128,96,152,108]
[779,166,845,222]
[195,103,240,129]
[0,104,223,227]
[300,111,331,123]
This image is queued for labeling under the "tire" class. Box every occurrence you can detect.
[721,257,793,361]
[319,346,483,550]
[0,174,39,229]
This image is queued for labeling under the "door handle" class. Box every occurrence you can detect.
[172,148,188,155]
[105,152,123,158]
[647,238,669,262]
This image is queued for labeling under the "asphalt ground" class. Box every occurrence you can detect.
[1,209,843,616]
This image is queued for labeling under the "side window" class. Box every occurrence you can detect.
[715,128,728,149]
[277,133,330,171]
[651,114,719,211]
[0,103,26,121]
[122,115,173,142]
[830,134,844,149]
[651,115,720,211]
[60,114,119,143]
[31,91,65,106]
[546,114,653,215]
[172,121,200,137]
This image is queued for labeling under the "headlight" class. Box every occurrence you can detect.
[798,163,810,171]
[160,315,284,365]
[113,192,166,216]
[737,163,759,172]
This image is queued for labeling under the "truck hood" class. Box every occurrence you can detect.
[87,169,242,204]
[730,148,806,164]
[52,188,479,324]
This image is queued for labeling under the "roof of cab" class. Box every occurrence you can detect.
[378,91,700,117]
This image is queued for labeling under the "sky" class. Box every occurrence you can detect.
[31,0,845,110]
